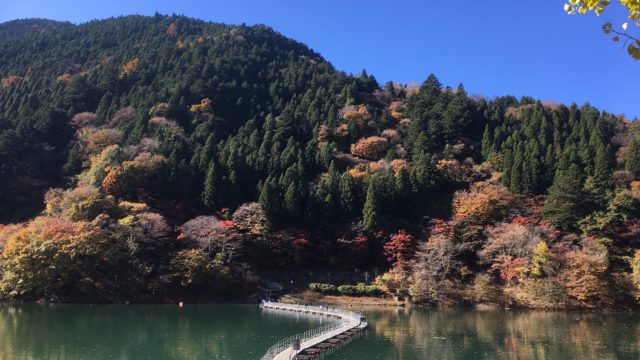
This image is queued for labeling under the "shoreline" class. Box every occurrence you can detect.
[1,292,637,313]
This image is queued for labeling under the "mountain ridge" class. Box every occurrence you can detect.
[0,14,639,309]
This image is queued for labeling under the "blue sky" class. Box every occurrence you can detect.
[1,0,638,118]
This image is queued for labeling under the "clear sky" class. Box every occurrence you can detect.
[1,0,638,118]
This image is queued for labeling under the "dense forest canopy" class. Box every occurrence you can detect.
[1,14,639,307]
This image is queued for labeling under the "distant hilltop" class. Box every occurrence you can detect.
[0,18,73,42]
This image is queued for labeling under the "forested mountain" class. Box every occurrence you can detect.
[1,14,639,307]
[0,19,73,43]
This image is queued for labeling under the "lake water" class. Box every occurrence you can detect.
[1,304,639,359]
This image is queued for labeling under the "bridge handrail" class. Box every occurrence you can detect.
[261,301,362,321]
[260,301,362,360]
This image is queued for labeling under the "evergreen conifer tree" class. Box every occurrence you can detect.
[339,172,356,219]
[541,164,587,231]
[259,177,281,232]
[626,138,640,179]
[202,161,217,209]
[481,125,493,161]
[363,176,381,232]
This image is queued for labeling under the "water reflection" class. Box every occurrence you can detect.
[0,304,320,360]
[1,305,639,359]
[330,307,640,360]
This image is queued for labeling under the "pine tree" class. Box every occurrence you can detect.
[481,125,493,161]
[363,176,381,232]
[284,181,303,222]
[326,162,339,192]
[502,145,513,188]
[259,177,281,233]
[593,143,614,192]
[541,165,587,231]
[167,148,180,196]
[394,166,411,217]
[442,85,471,142]
[522,140,541,195]
[339,172,356,218]
[202,161,217,209]
[626,137,640,179]
[509,145,524,194]
[410,152,434,192]
[383,81,397,99]
[543,144,556,186]
[199,134,216,171]
[420,74,442,98]
[409,152,436,213]
[63,142,84,174]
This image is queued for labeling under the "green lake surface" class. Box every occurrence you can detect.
[1,304,639,359]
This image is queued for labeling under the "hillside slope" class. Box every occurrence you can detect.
[0,19,73,43]
[0,14,345,221]
[0,14,639,308]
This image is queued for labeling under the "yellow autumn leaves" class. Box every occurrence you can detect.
[564,0,640,59]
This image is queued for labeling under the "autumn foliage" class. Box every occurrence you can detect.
[340,104,370,122]
[350,136,388,160]
[1,75,24,87]
[189,98,213,115]
[453,182,515,223]
[56,73,73,82]
[231,202,266,236]
[70,112,99,128]
[0,216,132,300]
[120,58,140,78]
[562,237,612,307]
[102,152,166,199]
[166,22,177,35]
[0,17,637,310]
[383,230,415,266]
[179,216,242,263]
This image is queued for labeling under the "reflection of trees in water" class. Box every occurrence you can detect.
[0,305,319,359]
[3,306,640,359]
[364,308,640,360]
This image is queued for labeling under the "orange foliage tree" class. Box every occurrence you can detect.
[166,22,177,35]
[452,182,515,223]
[232,202,266,237]
[562,237,613,307]
[120,58,140,78]
[102,152,167,199]
[478,223,544,264]
[340,104,370,121]
[0,216,132,300]
[44,185,120,221]
[1,75,24,87]
[56,73,73,82]
[189,98,213,115]
[82,128,122,154]
[350,136,388,160]
[317,125,330,143]
[0,224,25,255]
[390,159,409,173]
